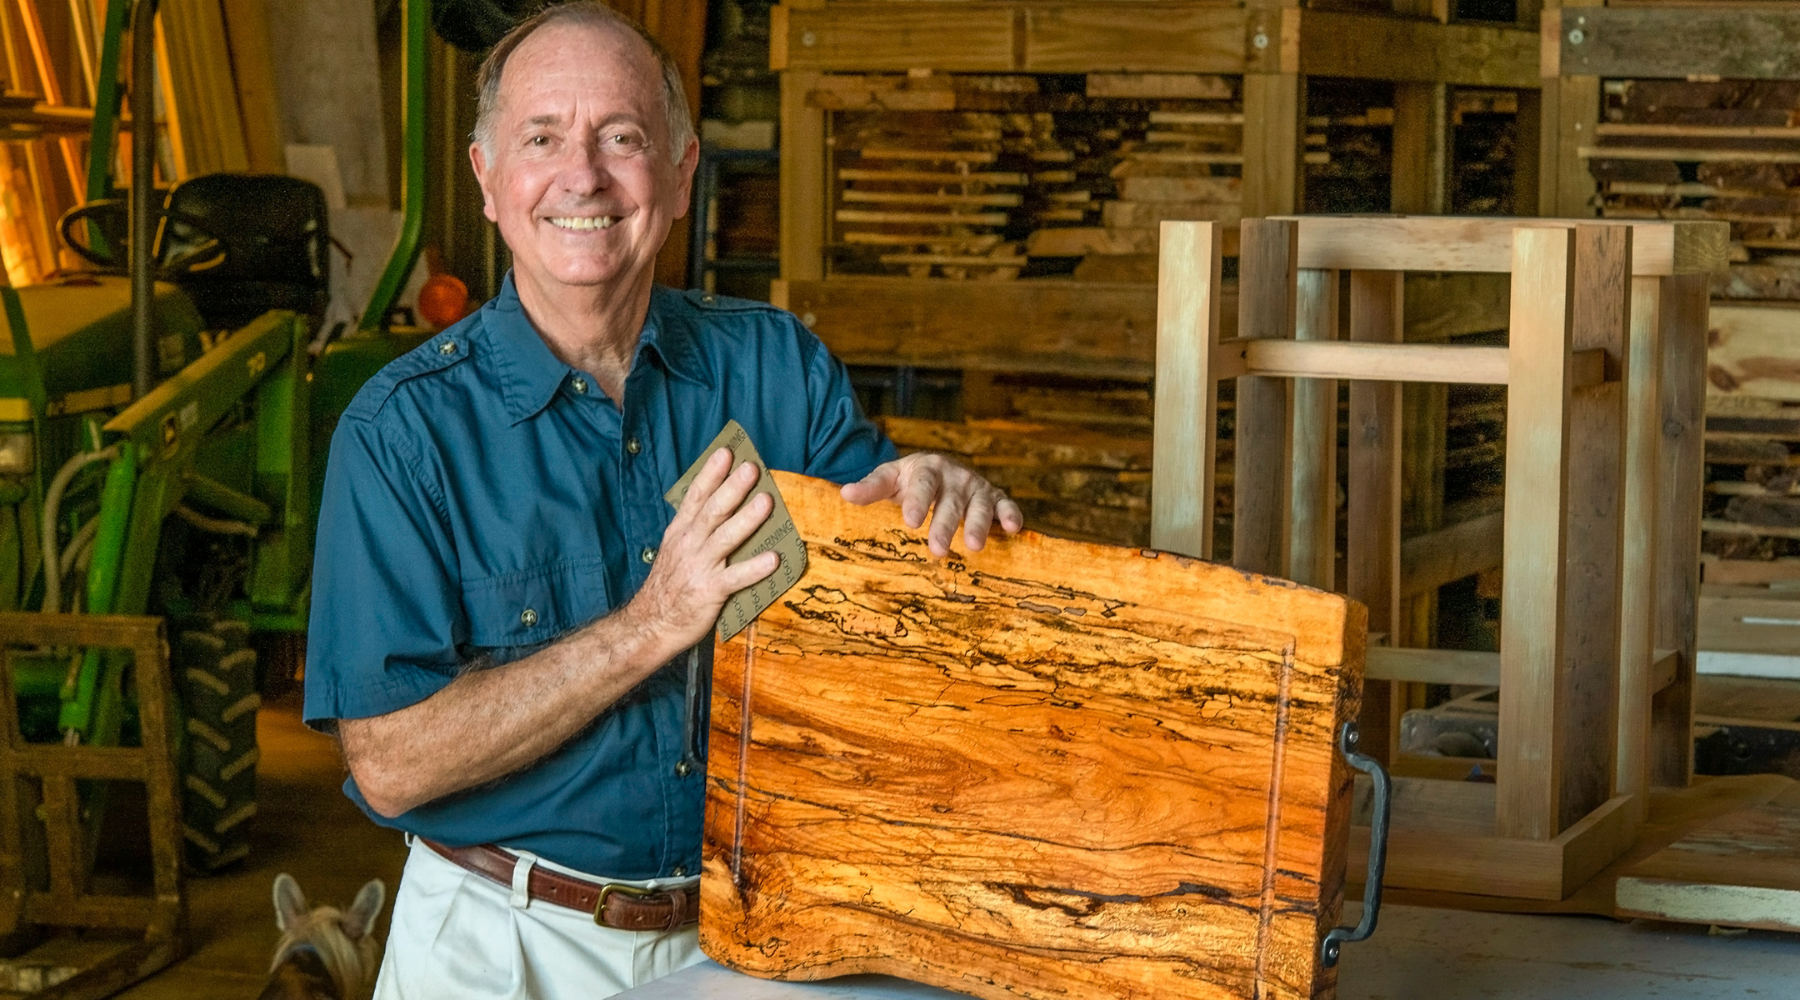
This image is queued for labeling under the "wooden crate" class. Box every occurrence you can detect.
[772,0,1541,371]
[1152,214,1726,899]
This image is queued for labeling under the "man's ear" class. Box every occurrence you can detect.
[670,136,700,219]
[469,143,499,223]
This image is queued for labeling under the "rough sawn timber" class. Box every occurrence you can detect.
[701,472,1368,1000]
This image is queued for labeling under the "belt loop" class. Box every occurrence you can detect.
[510,850,538,910]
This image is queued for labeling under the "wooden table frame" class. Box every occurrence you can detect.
[770,0,1540,375]
[1151,215,1725,899]
[0,612,185,999]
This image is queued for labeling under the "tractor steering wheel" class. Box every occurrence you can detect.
[58,200,229,279]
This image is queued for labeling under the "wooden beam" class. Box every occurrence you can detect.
[1151,222,1224,559]
[1242,72,1303,218]
[1289,268,1338,590]
[1401,511,1503,598]
[774,277,1193,378]
[1557,224,1630,833]
[1281,9,1539,88]
[1232,219,1297,575]
[1220,339,1607,387]
[1617,272,1660,820]
[1392,82,1449,216]
[1547,74,1600,218]
[779,70,826,282]
[1350,793,1635,900]
[1652,275,1710,788]
[776,2,1250,74]
[1555,7,1800,81]
[1497,226,1576,842]
[1274,216,1726,276]
[1347,269,1404,765]
[1366,647,1500,687]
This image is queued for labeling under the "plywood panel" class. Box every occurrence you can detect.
[702,472,1366,1000]
[1618,785,1800,932]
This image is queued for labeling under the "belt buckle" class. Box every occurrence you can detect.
[594,882,658,927]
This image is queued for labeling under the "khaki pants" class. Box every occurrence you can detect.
[373,836,703,1000]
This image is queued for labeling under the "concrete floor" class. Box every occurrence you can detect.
[112,696,408,999]
[49,700,1800,999]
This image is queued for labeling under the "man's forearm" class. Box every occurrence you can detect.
[339,602,683,818]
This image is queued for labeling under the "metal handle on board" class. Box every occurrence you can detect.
[1321,721,1389,968]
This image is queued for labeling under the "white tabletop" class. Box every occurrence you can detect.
[617,904,1800,1000]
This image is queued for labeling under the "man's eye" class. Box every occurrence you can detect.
[609,133,643,147]
[527,135,551,147]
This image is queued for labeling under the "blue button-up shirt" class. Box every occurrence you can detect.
[303,275,894,878]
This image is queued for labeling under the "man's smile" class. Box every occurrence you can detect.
[547,215,619,230]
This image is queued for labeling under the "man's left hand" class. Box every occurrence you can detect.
[841,453,1024,557]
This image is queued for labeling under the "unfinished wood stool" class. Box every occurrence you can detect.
[1151,215,1725,899]
[701,472,1375,1000]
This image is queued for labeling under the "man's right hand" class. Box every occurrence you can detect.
[626,447,779,658]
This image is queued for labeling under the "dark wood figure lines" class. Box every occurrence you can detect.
[701,472,1367,1000]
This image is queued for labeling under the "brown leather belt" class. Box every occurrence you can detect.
[422,839,698,932]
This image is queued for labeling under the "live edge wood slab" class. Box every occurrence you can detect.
[701,472,1368,1000]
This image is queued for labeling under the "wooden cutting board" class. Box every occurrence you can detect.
[702,472,1367,1000]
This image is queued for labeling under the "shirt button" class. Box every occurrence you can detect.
[438,341,457,355]
[625,437,641,455]
[674,760,692,777]
[640,546,656,565]
[671,864,688,877]
[571,377,588,394]
[700,294,715,304]
[520,608,538,627]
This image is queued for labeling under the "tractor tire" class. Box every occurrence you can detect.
[173,615,259,872]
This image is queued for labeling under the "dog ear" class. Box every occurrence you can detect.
[272,874,308,932]
[343,879,387,940]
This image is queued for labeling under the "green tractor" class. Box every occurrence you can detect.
[1,0,438,882]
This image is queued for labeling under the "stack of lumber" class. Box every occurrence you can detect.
[1591,80,1800,301]
[832,108,1027,279]
[1450,90,1519,215]
[1067,108,1247,284]
[879,400,1172,548]
[1699,395,1800,562]
[1304,82,1390,213]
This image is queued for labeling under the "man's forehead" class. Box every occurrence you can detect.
[501,19,659,96]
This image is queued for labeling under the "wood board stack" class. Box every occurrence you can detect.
[1303,82,1389,214]
[1451,89,1520,215]
[831,105,1028,280]
[1592,80,1800,301]
[874,402,1180,550]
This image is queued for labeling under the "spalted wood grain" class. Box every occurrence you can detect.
[701,472,1366,1000]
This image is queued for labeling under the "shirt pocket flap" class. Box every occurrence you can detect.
[459,558,611,648]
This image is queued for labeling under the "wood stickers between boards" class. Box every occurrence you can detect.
[701,471,1368,1000]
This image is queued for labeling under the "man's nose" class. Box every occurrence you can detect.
[558,146,613,195]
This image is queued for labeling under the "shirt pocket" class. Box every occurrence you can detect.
[458,556,612,649]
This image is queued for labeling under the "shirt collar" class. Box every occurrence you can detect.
[485,274,713,425]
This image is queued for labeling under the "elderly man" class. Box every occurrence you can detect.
[303,3,1021,998]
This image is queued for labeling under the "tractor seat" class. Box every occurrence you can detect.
[158,174,330,331]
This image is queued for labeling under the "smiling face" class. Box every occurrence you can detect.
[469,21,696,301]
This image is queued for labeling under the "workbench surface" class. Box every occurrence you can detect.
[617,903,1800,1000]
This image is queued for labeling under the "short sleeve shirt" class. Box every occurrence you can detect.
[302,274,895,879]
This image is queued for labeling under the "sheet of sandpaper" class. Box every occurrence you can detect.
[665,420,808,641]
